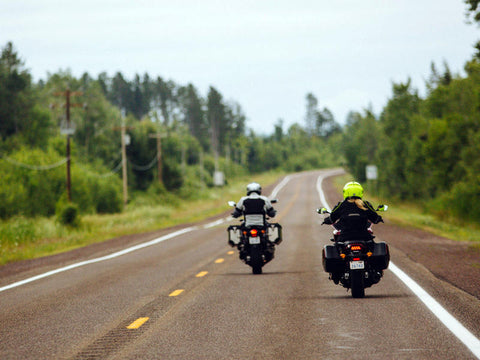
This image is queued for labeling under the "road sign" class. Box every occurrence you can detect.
[366,165,378,180]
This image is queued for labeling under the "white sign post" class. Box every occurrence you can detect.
[366,165,378,180]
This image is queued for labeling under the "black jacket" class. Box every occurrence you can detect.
[324,199,382,241]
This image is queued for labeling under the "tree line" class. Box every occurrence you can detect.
[342,59,480,222]
[0,41,341,220]
[342,2,480,222]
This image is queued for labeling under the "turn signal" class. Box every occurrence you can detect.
[367,252,373,257]
[250,229,258,237]
[340,253,346,259]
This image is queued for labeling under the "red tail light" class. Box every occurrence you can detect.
[250,229,258,237]
[349,244,363,251]
[353,257,361,261]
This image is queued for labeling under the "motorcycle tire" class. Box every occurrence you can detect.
[350,270,365,298]
[250,247,263,275]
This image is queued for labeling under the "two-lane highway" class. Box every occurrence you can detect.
[1,169,479,359]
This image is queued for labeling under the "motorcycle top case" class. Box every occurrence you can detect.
[371,241,390,270]
[322,244,344,273]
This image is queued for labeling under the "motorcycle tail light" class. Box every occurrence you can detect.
[353,257,361,261]
[350,245,363,251]
[250,229,258,237]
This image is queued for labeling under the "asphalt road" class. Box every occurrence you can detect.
[0,169,479,359]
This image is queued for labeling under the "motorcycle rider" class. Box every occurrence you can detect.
[232,182,277,226]
[322,181,383,242]
[230,182,278,258]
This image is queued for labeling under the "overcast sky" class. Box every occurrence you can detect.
[1,0,478,134]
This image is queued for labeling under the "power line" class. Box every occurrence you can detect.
[0,154,68,170]
[128,155,158,171]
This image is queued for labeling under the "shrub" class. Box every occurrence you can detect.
[57,202,80,227]
[95,182,122,214]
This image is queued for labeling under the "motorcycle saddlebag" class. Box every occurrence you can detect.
[268,223,283,244]
[371,241,390,270]
[227,225,241,245]
[322,244,344,273]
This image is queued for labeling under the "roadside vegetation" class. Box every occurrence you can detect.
[0,171,283,265]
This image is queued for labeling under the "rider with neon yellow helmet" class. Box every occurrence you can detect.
[323,181,383,241]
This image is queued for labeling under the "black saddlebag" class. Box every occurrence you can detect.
[370,241,390,270]
[322,244,344,273]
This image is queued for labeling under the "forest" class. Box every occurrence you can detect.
[0,41,342,222]
[2,2,480,226]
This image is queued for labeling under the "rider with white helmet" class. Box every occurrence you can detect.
[232,182,277,226]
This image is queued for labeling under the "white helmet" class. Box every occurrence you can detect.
[246,182,262,195]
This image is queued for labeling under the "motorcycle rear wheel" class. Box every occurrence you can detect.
[351,270,365,298]
[250,248,263,275]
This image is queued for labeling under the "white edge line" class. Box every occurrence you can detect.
[0,174,294,293]
[316,172,480,359]
[0,227,196,293]
[389,263,480,358]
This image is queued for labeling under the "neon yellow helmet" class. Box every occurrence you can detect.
[343,181,364,199]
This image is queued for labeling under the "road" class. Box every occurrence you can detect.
[0,169,479,359]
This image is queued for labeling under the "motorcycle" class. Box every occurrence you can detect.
[317,205,389,298]
[227,200,282,274]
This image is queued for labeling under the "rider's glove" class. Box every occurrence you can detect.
[322,217,333,225]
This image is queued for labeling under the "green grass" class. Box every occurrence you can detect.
[333,174,480,246]
[0,171,285,266]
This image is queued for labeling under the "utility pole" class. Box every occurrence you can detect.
[113,114,134,207]
[149,132,166,185]
[52,89,84,202]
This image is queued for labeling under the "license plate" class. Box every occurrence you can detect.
[249,237,260,244]
[350,261,364,270]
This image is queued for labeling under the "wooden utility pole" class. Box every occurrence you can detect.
[114,121,134,206]
[53,89,84,202]
[149,132,166,185]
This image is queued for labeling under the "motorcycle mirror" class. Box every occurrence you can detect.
[317,207,329,214]
[228,201,236,207]
[270,199,278,204]
[377,204,388,212]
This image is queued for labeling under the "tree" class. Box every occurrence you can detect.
[206,86,225,158]
[109,72,132,114]
[377,79,420,199]
[0,42,33,139]
[305,93,318,135]
[465,0,480,58]
[177,84,208,150]
[153,76,177,126]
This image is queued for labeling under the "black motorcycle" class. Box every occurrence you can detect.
[227,200,282,274]
[317,206,389,298]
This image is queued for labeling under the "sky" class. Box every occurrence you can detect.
[1,0,478,135]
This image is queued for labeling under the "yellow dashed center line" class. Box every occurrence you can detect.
[196,271,208,277]
[169,289,184,297]
[215,258,225,264]
[126,317,149,329]
[227,251,234,255]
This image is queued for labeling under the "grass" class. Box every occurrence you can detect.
[333,174,480,247]
[0,171,285,266]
